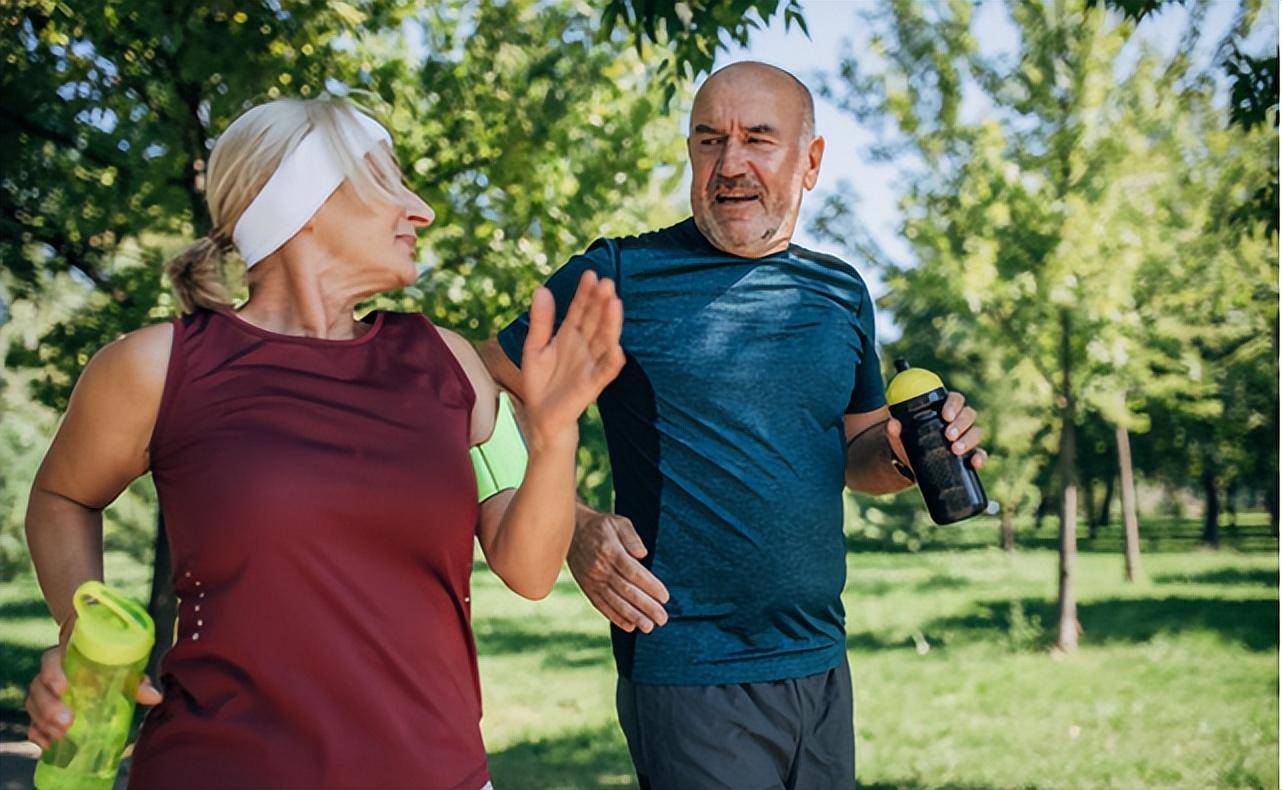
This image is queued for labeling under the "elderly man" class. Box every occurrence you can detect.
[479,62,985,789]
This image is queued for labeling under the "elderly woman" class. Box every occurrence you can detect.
[22,96,623,788]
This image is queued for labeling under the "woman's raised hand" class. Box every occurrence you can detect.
[519,270,624,450]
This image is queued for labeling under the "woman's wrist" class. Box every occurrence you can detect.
[57,613,77,648]
[526,423,579,457]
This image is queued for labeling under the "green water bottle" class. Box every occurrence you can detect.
[35,581,155,790]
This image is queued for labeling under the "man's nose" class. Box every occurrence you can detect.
[715,137,750,179]
[404,188,435,228]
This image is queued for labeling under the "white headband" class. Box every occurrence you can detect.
[232,111,393,267]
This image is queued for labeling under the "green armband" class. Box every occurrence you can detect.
[471,391,528,502]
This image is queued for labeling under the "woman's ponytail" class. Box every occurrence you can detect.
[165,232,232,314]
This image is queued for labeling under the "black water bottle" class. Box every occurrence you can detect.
[886,359,988,525]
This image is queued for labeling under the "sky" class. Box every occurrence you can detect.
[708,0,1277,339]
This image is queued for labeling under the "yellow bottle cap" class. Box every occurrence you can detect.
[68,581,155,666]
[886,361,945,406]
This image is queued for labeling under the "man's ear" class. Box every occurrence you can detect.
[803,135,825,191]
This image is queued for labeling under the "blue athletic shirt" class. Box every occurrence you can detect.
[498,218,886,685]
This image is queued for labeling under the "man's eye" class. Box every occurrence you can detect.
[701,138,725,145]
[747,137,768,145]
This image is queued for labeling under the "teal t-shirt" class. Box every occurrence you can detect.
[499,218,885,684]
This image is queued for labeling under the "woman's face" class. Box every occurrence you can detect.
[308,149,434,291]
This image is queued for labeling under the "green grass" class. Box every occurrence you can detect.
[2,516,1277,788]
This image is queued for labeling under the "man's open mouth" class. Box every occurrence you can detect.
[715,194,760,204]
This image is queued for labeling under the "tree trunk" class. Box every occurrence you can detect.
[146,514,177,685]
[1083,476,1098,540]
[1035,494,1050,531]
[1055,311,1080,653]
[1097,474,1114,530]
[1201,471,1220,548]
[1268,483,1279,537]
[1117,425,1142,583]
[1000,505,1016,552]
[143,89,205,685]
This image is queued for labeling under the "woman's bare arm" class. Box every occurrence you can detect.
[23,322,172,749]
[26,323,172,628]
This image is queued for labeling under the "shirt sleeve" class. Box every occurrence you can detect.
[846,288,887,414]
[497,238,620,369]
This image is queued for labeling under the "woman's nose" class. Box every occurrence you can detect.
[404,189,434,228]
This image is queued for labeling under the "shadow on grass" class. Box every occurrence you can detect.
[0,644,41,728]
[848,596,1279,653]
[488,721,635,789]
[914,574,971,592]
[0,599,52,620]
[1153,567,1279,587]
[472,618,613,670]
[857,781,1013,789]
[847,518,1279,556]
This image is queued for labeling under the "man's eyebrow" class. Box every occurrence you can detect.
[692,123,779,135]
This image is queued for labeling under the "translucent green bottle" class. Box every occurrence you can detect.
[35,580,155,790]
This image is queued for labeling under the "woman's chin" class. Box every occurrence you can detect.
[387,257,417,289]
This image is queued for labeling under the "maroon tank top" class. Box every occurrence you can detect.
[129,308,488,789]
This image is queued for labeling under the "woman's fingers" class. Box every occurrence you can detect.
[523,287,556,357]
[39,646,66,694]
[560,270,598,335]
[587,289,622,360]
[576,276,612,345]
[26,722,55,751]
[136,675,162,705]
[25,676,71,738]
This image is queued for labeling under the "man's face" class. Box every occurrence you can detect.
[687,68,823,259]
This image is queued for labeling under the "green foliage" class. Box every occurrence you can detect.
[601,0,807,109]
[0,0,695,574]
[818,0,1278,540]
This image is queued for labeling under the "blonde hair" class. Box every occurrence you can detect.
[165,96,406,313]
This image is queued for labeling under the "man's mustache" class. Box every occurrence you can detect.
[707,175,764,201]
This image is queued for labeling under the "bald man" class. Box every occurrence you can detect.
[480,62,985,789]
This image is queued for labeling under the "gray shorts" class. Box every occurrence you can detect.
[616,656,855,790]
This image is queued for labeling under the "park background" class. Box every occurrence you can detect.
[0,0,1278,787]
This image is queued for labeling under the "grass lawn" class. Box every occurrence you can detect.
[1,514,1276,788]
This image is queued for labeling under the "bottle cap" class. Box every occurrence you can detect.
[68,581,155,666]
[886,359,945,406]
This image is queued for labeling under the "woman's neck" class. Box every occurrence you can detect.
[236,246,377,341]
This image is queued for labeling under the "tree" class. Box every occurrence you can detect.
[601,0,807,108]
[819,0,1275,649]
[1,0,695,677]
[3,1,415,667]
[1098,0,1279,543]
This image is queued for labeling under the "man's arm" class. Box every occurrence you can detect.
[844,393,987,495]
[476,338,670,632]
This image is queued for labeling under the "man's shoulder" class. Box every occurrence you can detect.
[601,217,702,257]
[788,243,872,294]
